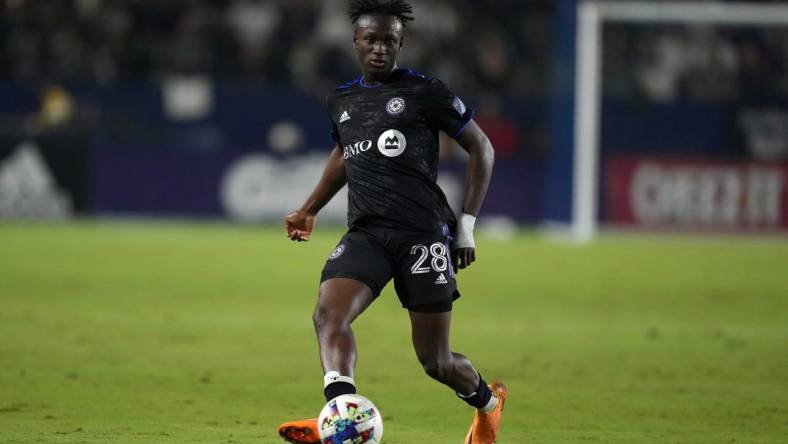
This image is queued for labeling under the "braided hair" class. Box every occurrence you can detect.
[348,0,415,27]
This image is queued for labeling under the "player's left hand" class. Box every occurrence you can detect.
[452,213,477,272]
[452,247,476,273]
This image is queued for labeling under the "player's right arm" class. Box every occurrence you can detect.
[285,144,346,242]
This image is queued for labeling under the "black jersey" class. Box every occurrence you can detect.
[325,68,474,234]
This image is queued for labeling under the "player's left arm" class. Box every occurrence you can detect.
[452,120,495,272]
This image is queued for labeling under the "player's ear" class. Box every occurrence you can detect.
[353,30,359,49]
[399,35,405,48]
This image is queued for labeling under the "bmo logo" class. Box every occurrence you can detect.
[343,139,372,160]
[377,129,407,157]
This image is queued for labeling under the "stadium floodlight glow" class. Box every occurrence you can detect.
[572,1,788,242]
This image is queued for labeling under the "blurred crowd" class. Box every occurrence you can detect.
[605,24,788,105]
[602,19,788,160]
[5,0,788,103]
[0,0,552,98]
[3,0,788,160]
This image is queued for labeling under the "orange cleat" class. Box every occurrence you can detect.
[464,381,508,444]
[277,418,320,443]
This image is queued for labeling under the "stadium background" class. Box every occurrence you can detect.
[1,1,787,443]
[3,0,787,228]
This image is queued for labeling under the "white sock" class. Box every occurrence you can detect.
[458,390,499,414]
[479,394,499,414]
[323,371,355,388]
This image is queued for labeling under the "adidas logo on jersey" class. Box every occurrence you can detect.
[339,110,351,124]
[435,273,448,285]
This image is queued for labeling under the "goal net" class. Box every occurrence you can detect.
[572,1,788,241]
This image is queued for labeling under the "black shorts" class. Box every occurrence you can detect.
[321,223,460,310]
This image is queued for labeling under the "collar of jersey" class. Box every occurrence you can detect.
[358,69,407,88]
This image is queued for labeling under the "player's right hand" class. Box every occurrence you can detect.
[285,210,315,242]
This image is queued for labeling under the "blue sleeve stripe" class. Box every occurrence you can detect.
[452,109,476,139]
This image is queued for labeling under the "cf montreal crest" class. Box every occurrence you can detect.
[329,244,345,260]
[377,129,407,157]
[386,97,406,115]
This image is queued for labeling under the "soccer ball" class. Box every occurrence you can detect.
[318,394,383,444]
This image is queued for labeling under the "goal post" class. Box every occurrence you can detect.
[572,1,788,242]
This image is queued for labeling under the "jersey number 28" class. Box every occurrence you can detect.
[410,243,449,274]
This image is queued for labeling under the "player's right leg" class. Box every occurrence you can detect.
[278,230,392,443]
[313,278,376,397]
[278,278,375,443]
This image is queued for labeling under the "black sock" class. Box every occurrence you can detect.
[324,381,356,402]
[457,374,493,409]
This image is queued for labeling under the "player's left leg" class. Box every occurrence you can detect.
[409,307,507,444]
[390,230,506,441]
[409,308,479,394]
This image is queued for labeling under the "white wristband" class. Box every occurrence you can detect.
[453,213,476,250]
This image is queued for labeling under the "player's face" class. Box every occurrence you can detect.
[353,14,403,79]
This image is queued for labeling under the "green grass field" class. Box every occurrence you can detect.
[1,221,787,443]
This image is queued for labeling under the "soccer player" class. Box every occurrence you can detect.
[277,1,505,443]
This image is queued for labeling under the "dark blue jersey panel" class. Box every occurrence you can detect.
[325,69,473,234]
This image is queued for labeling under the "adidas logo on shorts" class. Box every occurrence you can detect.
[434,273,448,285]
